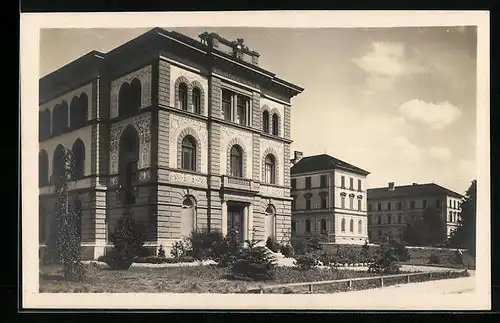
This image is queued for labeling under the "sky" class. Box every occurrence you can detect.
[40,26,477,194]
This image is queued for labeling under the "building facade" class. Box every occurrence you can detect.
[290,153,370,245]
[38,28,304,260]
[366,182,464,244]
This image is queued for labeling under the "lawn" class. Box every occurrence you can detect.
[39,263,384,293]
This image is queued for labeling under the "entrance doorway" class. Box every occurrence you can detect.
[227,202,245,243]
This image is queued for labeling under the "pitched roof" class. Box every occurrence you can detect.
[367,183,464,200]
[290,154,370,176]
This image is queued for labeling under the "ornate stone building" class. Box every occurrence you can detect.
[38,28,304,260]
[367,182,464,244]
[290,153,370,245]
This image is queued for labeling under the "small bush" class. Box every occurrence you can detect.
[367,239,403,275]
[104,213,146,270]
[305,236,323,254]
[171,237,191,259]
[280,244,295,258]
[157,245,166,258]
[429,253,441,264]
[266,237,281,253]
[188,228,226,260]
[232,230,277,281]
[134,255,196,264]
[215,229,241,267]
[294,254,319,271]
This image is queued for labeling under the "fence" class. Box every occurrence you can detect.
[246,270,467,294]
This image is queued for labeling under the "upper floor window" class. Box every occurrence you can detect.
[341,218,346,232]
[368,203,372,211]
[349,177,354,190]
[291,196,297,211]
[272,113,279,136]
[398,215,402,224]
[320,175,327,188]
[387,202,392,211]
[358,220,362,234]
[305,219,311,233]
[291,178,296,190]
[262,110,270,133]
[358,179,362,191]
[320,219,327,232]
[357,199,362,211]
[39,110,51,140]
[387,214,392,224]
[71,139,85,180]
[305,196,312,210]
[192,87,201,114]
[340,194,346,209]
[349,196,354,210]
[305,177,311,189]
[222,89,232,121]
[436,199,441,208]
[229,145,243,178]
[264,154,276,184]
[377,215,382,225]
[52,102,69,136]
[181,136,197,171]
[178,82,188,111]
[410,200,416,209]
[377,203,382,211]
[52,144,66,183]
[349,219,354,232]
[341,176,345,188]
[119,79,142,117]
[453,200,457,209]
[396,201,402,210]
[321,195,327,209]
[237,95,249,126]
[70,93,89,129]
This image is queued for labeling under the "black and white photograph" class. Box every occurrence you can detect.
[20,11,490,310]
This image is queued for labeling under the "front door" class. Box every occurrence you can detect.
[227,204,244,243]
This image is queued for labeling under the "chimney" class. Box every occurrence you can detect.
[291,151,303,165]
[388,182,395,191]
[412,183,418,186]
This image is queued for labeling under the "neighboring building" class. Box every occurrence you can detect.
[290,153,370,245]
[367,182,464,244]
[38,28,304,259]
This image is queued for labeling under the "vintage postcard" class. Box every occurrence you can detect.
[20,11,490,310]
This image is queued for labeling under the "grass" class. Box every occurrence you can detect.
[39,263,390,294]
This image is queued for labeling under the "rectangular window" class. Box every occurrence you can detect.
[396,201,402,210]
[423,200,428,208]
[291,179,296,190]
[320,175,327,188]
[436,199,441,208]
[341,176,345,188]
[349,178,354,190]
[368,203,372,211]
[306,198,311,210]
[453,200,456,209]
[321,196,327,209]
[378,215,382,225]
[237,95,249,126]
[305,177,311,189]
[358,179,362,191]
[222,89,232,121]
[358,199,362,211]
[387,202,392,211]
[378,230,382,237]
[349,197,354,210]
[377,203,382,211]
[387,215,392,224]
[410,200,416,209]
[398,215,402,224]
[341,196,346,209]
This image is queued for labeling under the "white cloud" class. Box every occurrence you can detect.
[392,136,423,163]
[398,99,462,130]
[429,146,453,160]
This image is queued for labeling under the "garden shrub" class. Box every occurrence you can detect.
[103,212,146,270]
[215,229,241,267]
[367,239,405,275]
[280,244,295,258]
[294,254,319,271]
[334,247,361,265]
[291,239,306,255]
[232,232,277,281]
[157,245,166,258]
[188,228,226,260]
[428,253,441,264]
[304,235,323,254]
[266,237,281,253]
[171,237,192,259]
[134,255,196,264]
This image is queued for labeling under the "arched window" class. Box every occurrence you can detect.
[38,150,48,187]
[320,218,327,232]
[130,78,142,111]
[264,154,276,184]
[178,83,188,111]
[305,219,311,233]
[118,83,131,116]
[358,220,362,234]
[53,102,69,136]
[70,96,80,127]
[70,93,89,128]
[39,110,51,140]
[181,196,196,236]
[52,144,66,183]
[181,135,196,171]
[73,198,82,238]
[262,110,270,133]
[350,219,354,232]
[341,218,346,232]
[192,87,201,114]
[230,145,243,178]
[71,139,85,180]
[272,113,279,136]
[119,126,140,205]
[340,194,346,209]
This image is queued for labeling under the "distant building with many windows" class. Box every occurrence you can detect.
[38,28,304,259]
[290,153,370,245]
[366,182,464,244]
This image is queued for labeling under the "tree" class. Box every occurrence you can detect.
[50,148,84,280]
[449,180,477,257]
[403,207,446,246]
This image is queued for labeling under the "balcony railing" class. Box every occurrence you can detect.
[222,175,258,192]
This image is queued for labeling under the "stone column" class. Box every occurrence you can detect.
[243,205,249,242]
[221,200,228,235]
[248,204,254,240]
